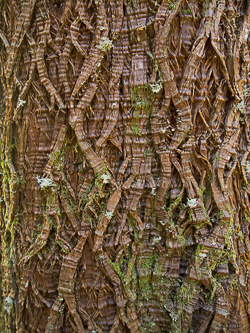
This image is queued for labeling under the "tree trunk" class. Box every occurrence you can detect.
[0,0,250,332]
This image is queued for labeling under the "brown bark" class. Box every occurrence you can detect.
[0,0,250,332]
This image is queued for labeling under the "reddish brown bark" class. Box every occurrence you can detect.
[0,0,250,332]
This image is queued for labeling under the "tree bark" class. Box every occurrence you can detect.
[0,0,250,332]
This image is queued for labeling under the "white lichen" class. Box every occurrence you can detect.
[4,295,13,314]
[187,198,198,208]
[36,176,56,189]
[151,187,156,195]
[243,84,250,97]
[101,173,111,184]
[17,98,26,107]
[98,37,113,52]
[244,29,249,42]
[239,275,245,286]
[236,100,245,113]
[245,161,250,173]
[105,211,114,219]
[137,62,143,69]
[149,82,162,93]
[152,236,161,245]
[0,197,3,202]
[161,128,166,134]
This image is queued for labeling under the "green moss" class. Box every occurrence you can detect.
[47,215,57,231]
[208,173,213,183]
[17,175,26,186]
[212,154,220,163]
[49,150,64,171]
[8,143,17,153]
[122,259,137,300]
[143,145,151,161]
[229,276,239,294]
[130,84,154,136]
[62,185,70,196]
[182,8,191,14]
[106,257,124,279]
[54,206,61,216]
[81,181,95,205]
[127,216,140,242]
[137,254,158,301]
[168,3,175,10]
[45,196,51,211]
[132,118,141,136]
[245,211,250,224]
[32,222,43,239]
[94,164,111,187]
[199,187,210,222]
[224,204,235,264]
[210,277,218,300]
[1,161,10,184]
[167,193,183,218]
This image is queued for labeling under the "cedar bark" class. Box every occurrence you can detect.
[0,0,250,332]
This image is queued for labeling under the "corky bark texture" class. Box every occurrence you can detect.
[0,0,250,332]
